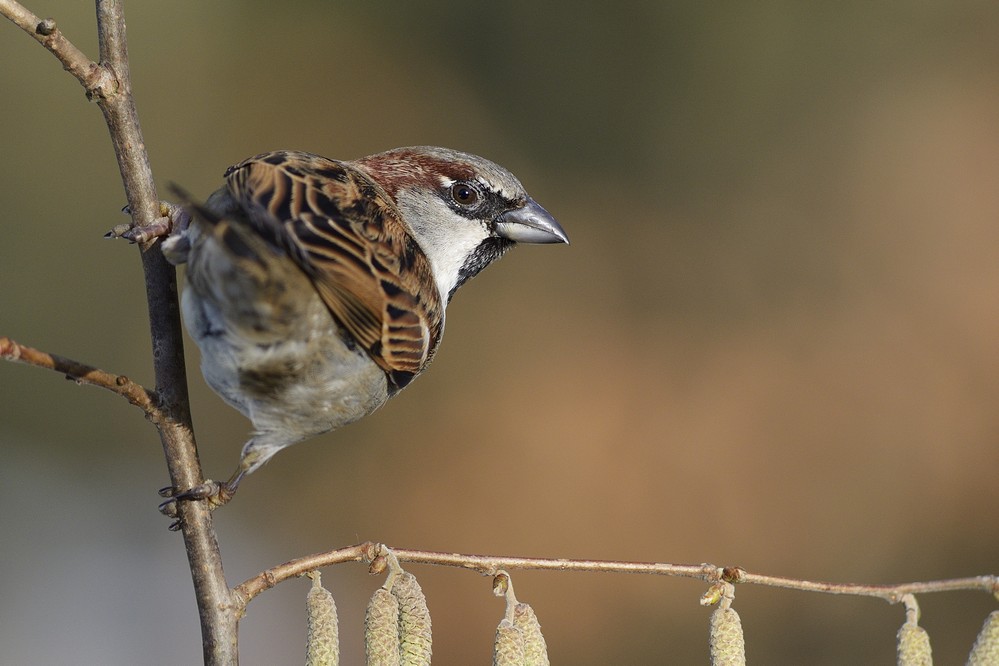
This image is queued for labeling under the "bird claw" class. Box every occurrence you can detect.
[106,201,191,244]
[158,479,237,530]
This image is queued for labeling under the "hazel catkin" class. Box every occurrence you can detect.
[365,587,400,666]
[967,611,999,666]
[391,572,432,666]
[305,572,339,666]
[896,620,933,666]
[708,606,746,666]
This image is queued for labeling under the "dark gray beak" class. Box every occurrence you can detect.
[495,198,569,245]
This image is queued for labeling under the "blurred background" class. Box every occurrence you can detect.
[2,1,998,663]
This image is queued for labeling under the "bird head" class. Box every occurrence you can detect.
[355,146,568,302]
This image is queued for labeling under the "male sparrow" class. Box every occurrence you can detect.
[155,147,567,509]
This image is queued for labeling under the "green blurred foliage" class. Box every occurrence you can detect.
[2,1,999,664]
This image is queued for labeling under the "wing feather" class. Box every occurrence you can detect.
[221,150,443,386]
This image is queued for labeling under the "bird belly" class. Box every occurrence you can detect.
[181,284,390,447]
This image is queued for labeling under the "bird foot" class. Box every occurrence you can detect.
[158,480,237,531]
[105,201,191,245]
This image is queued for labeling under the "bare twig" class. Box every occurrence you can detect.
[0,0,113,94]
[734,569,999,603]
[0,336,159,419]
[233,543,380,610]
[233,542,999,611]
[1,1,237,664]
[93,0,159,239]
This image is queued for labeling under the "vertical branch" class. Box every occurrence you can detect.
[1,0,239,663]
[90,2,238,664]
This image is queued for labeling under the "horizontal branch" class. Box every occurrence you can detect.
[233,543,379,609]
[232,541,999,611]
[387,547,719,579]
[0,336,160,421]
[736,570,999,603]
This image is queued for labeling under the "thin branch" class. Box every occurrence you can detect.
[734,570,999,603]
[93,0,160,239]
[233,542,999,610]
[234,543,380,610]
[0,336,159,419]
[0,0,114,96]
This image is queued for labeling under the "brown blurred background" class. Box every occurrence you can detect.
[2,2,998,663]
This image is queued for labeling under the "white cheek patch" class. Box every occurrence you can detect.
[396,189,491,302]
[430,223,490,297]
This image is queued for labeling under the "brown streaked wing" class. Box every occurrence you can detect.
[222,151,443,383]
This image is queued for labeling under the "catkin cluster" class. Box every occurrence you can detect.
[365,568,433,665]
[493,601,550,666]
[491,571,550,666]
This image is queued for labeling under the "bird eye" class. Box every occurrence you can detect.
[450,182,480,206]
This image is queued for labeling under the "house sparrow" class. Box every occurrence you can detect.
[153,147,567,511]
